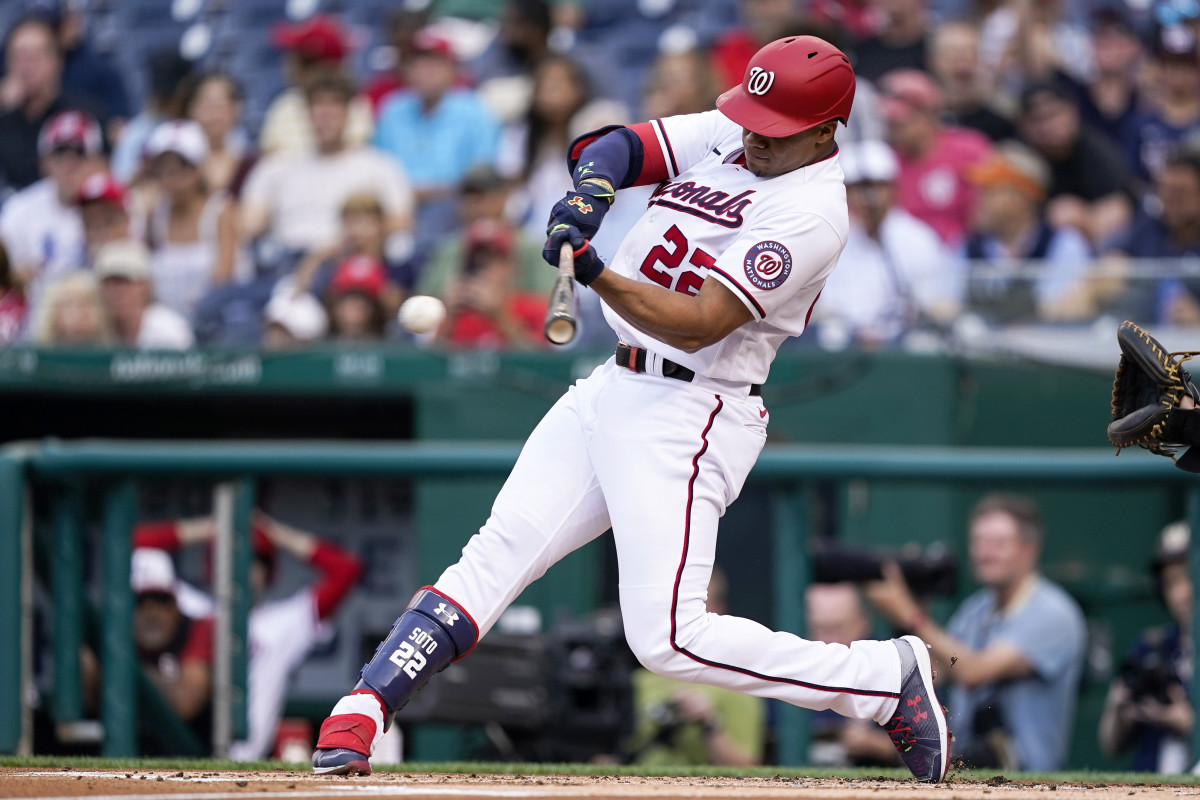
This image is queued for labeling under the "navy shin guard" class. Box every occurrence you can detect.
[355,587,478,718]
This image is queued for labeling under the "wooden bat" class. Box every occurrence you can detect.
[543,241,577,345]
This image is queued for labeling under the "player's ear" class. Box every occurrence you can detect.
[814,121,838,144]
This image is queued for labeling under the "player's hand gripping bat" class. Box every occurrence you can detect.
[543,241,576,345]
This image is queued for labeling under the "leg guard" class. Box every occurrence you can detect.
[355,587,478,719]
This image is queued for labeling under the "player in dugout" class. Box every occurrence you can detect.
[312,36,949,782]
[133,510,363,760]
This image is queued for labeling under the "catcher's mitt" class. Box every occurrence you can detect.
[1108,320,1200,472]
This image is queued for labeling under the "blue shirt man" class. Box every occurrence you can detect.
[866,493,1086,771]
[372,32,499,193]
[946,574,1086,770]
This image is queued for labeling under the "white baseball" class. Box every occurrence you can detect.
[398,295,446,334]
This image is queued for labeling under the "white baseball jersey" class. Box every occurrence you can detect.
[602,110,849,384]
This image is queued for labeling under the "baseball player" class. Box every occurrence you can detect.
[312,36,950,782]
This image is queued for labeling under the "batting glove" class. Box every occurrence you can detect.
[545,178,614,240]
[544,224,605,286]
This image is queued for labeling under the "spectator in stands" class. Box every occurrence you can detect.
[111,50,194,184]
[0,110,98,316]
[261,287,328,349]
[259,14,373,156]
[417,166,555,305]
[1099,522,1194,774]
[81,548,214,752]
[324,255,390,342]
[710,0,804,93]
[960,141,1092,324]
[471,0,553,121]
[183,72,254,197]
[640,47,719,123]
[94,239,194,349]
[1122,25,1200,186]
[1096,149,1200,325]
[928,22,1015,143]
[815,139,955,349]
[1016,80,1134,248]
[1056,9,1144,160]
[0,241,26,343]
[240,70,413,279]
[374,30,499,258]
[865,493,1086,771]
[978,0,1094,98]
[851,0,930,81]
[76,171,135,256]
[497,53,627,239]
[26,0,131,137]
[136,119,245,321]
[434,219,548,349]
[362,6,432,114]
[879,68,993,247]
[132,512,364,761]
[806,583,899,767]
[0,14,102,192]
[293,193,408,317]
[30,270,111,345]
[620,567,764,766]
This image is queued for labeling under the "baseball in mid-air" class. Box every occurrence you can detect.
[398,295,446,334]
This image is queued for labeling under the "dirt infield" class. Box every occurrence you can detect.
[3,769,1199,800]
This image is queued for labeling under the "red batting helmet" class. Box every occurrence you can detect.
[716,36,856,137]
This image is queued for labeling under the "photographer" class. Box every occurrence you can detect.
[865,493,1086,771]
[1098,522,1193,773]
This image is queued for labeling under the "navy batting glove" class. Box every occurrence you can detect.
[545,178,614,240]
[544,224,605,286]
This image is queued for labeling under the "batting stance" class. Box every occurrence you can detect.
[312,36,950,782]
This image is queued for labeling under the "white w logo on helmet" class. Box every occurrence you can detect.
[747,66,776,96]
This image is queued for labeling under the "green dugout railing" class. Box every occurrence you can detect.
[2,440,1199,764]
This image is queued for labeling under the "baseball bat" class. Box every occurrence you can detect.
[543,241,577,345]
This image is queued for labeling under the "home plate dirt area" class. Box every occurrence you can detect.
[3,770,1199,800]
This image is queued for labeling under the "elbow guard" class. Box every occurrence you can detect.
[567,126,645,191]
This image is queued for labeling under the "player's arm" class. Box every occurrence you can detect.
[590,267,752,352]
[549,114,723,239]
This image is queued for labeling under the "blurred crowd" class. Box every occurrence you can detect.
[3,0,1200,353]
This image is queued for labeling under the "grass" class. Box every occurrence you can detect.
[4,755,1200,785]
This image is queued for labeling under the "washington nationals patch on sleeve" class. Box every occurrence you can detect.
[744,241,792,290]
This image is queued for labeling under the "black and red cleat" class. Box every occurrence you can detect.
[883,635,951,783]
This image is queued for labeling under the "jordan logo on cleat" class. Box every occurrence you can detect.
[434,603,459,625]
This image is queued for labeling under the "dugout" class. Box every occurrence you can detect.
[0,344,1183,769]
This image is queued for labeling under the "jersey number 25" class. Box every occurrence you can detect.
[640,224,714,296]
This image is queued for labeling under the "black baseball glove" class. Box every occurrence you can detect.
[1108,320,1200,472]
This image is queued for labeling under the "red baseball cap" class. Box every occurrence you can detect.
[75,171,127,209]
[271,14,348,62]
[465,219,513,256]
[330,254,387,299]
[878,69,944,121]
[410,29,456,61]
[38,110,103,158]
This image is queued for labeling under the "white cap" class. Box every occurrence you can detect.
[839,140,899,185]
[94,239,152,281]
[145,119,209,166]
[131,548,176,595]
[264,289,328,342]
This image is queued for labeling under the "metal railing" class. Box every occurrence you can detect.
[2,440,1198,765]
